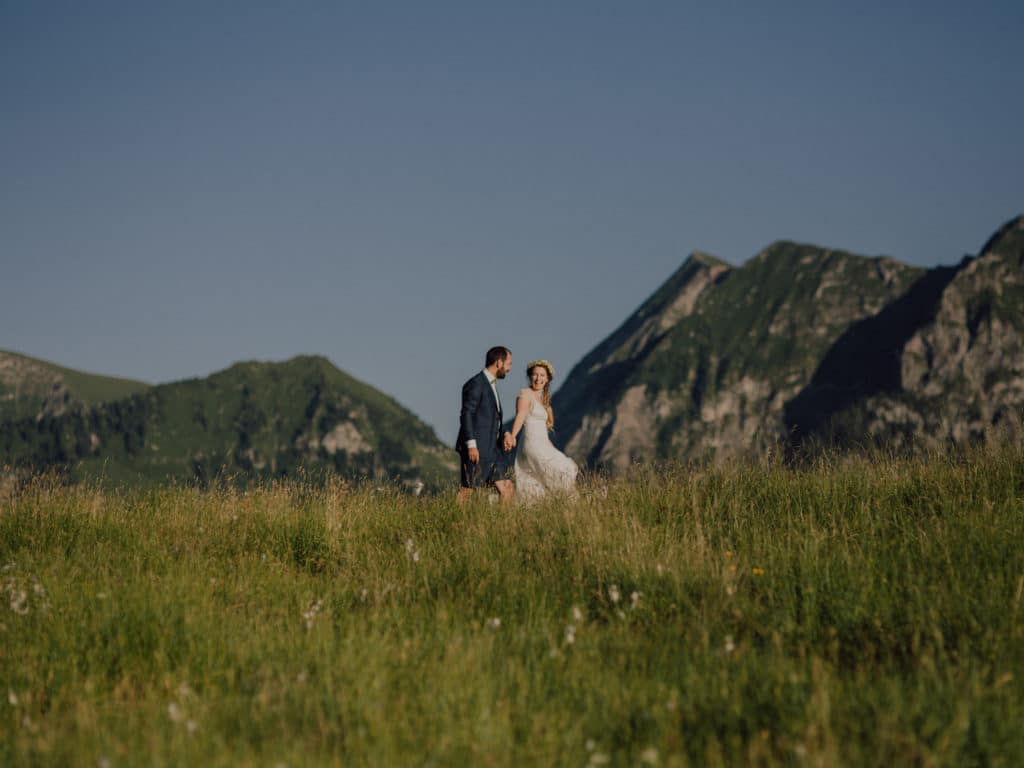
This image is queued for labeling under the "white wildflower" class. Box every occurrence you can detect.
[572,605,584,622]
[585,738,596,752]
[630,591,641,609]
[588,753,610,766]
[640,746,660,765]
[8,690,18,706]
[564,625,576,644]
[167,702,185,723]
[723,634,736,655]
[186,719,198,733]
[608,584,620,604]
[486,617,501,630]
[302,598,324,631]
[9,589,28,615]
[405,538,420,562]
[666,695,678,712]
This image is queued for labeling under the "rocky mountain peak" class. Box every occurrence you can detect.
[554,216,1024,467]
[978,214,1024,261]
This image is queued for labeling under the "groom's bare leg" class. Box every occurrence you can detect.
[495,479,514,504]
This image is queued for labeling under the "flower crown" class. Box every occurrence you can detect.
[527,359,554,379]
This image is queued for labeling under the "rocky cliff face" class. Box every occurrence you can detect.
[554,216,1024,467]
[0,354,73,420]
[851,216,1024,446]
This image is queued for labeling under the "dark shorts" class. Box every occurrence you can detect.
[459,449,511,489]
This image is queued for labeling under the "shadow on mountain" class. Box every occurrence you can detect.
[783,261,964,449]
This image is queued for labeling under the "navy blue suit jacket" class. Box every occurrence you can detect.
[455,372,505,462]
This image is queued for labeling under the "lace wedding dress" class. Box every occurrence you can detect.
[514,392,578,502]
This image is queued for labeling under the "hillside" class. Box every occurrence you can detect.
[0,355,454,487]
[554,216,1024,467]
[4,448,1022,765]
[0,349,150,422]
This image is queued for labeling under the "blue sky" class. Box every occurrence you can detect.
[2,1,1022,443]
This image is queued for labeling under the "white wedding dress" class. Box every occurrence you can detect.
[514,391,579,503]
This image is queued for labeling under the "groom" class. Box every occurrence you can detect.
[456,346,516,504]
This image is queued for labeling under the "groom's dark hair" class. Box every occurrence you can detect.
[485,346,511,367]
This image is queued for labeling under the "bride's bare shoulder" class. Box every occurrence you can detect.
[518,387,534,398]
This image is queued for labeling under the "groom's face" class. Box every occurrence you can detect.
[495,354,511,379]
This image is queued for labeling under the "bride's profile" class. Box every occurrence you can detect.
[511,359,578,502]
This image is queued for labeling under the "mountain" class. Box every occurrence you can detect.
[0,355,454,487]
[553,215,1024,468]
[0,349,150,422]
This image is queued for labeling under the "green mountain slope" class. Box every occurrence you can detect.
[0,349,150,422]
[1,355,454,487]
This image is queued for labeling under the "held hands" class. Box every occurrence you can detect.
[503,433,516,452]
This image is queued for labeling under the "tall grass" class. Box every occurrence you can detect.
[1,445,1022,766]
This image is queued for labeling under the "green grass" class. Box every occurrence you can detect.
[2,446,1023,766]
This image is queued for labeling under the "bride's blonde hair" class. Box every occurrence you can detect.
[527,360,555,430]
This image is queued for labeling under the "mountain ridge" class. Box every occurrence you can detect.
[5,216,1022,481]
[0,354,453,487]
[553,216,1023,467]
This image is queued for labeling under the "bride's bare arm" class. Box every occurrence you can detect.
[511,389,532,441]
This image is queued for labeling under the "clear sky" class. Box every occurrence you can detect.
[3,1,1022,443]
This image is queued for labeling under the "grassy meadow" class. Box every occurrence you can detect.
[2,447,1023,766]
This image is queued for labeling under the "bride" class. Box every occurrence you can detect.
[510,359,578,502]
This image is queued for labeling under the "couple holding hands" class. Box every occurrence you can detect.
[455,346,578,504]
